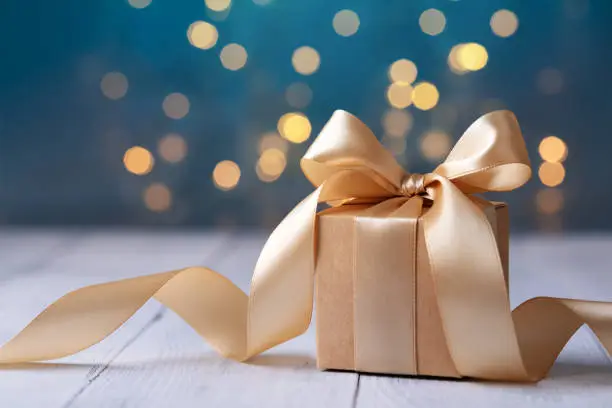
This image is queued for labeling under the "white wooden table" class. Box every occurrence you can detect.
[0,229,610,407]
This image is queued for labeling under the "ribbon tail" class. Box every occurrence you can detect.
[423,176,528,380]
[0,188,322,364]
[512,297,612,381]
[424,176,612,381]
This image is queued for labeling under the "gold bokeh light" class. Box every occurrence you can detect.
[448,45,468,74]
[386,83,413,109]
[382,109,413,138]
[490,9,519,38]
[278,112,312,143]
[258,132,289,154]
[187,21,219,50]
[285,82,313,109]
[419,9,446,36]
[292,46,320,76]
[101,72,128,100]
[258,148,287,178]
[456,43,488,71]
[213,160,241,191]
[123,146,154,175]
[220,43,248,71]
[539,136,568,163]
[420,131,451,161]
[538,162,566,187]
[162,93,190,119]
[144,183,172,212]
[412,82,439,111]
[158,133,187,163]
[205,0,231,12]
[389,59,418,85]
[333,10,360,37]
[256,164,281,183]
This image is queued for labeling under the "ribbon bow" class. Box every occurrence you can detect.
[1,110,611,382]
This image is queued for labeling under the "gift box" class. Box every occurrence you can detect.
[2,110,612,383]
[316,199,509,377]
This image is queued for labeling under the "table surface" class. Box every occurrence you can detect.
[0,229,611,407]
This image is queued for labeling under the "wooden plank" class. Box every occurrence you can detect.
[356,235,612,408]
[67,232,359,408]
[2,233,611,407]
[0,229,81,279]
[0,231,231,408]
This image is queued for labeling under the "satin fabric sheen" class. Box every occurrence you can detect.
[1,110,611,382]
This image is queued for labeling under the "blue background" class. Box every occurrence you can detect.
[0,0,609,230]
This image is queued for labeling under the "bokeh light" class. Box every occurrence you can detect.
[205,0,231,12]
[100,72,128,100]
[220,43,248,71]
[158,133,187,163]
[456,43,488,71]
[123,146,154,175]
[420,130,451,161]
[386,83,413,109]
[256,165,280,183]
[412,82,439,110]
[539,136,568,163]
[536,68,564,95]
[292,46,320,75]
[143,183,172,212]
[285,82,313,109]
[128,0,152,9]
[382,109,413,138]
[490,10,519,37]
[389,59,418,85]
[419,9,446,36]
[447,45,468,74]
[258,132,289,154]
[333,10,360,37]
[258,148,287,178]
[277,112,312,143]
[536,188,564,215]
[213,160,241,190]
[538,162,566,187]
[187,21,219,50]
[162,93,190,119]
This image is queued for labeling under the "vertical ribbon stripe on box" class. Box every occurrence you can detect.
[353,198,419,375]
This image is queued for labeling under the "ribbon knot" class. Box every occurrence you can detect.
[399,173,427,197]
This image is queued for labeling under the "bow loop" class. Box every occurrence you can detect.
[434,110,532,194]
[301,110,406,200]
[301,109,531,205]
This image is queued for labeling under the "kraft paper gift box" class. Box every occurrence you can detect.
[315,199,509,377]
[4,110,612,383]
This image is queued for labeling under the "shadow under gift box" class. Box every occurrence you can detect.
[315,199,509,377]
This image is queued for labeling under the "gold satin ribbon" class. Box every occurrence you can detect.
[1,110,611,382]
